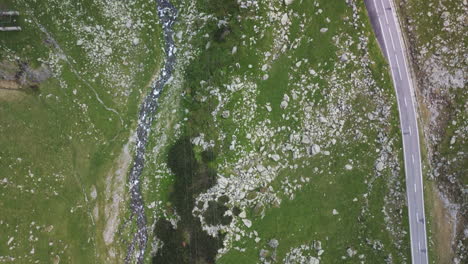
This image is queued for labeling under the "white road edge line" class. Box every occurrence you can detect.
[409,126,412,135]
[412,154,415,164]
[404,97,407,106]
[414,183,417,193]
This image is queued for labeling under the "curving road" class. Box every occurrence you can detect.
[364,0,429,263]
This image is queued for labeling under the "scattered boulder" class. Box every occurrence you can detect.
[239,211,246,218]
[320,28,328,33]
[281,13,289,25]
[340,53,348,62]
[314,240,322,250]
[268,239,279,248]
[309,257,320,264]
[104,47,113,56]
[259,249,269,258]
[345,164,353,170]
[222,110,230,119]
[310,144,321,155]
[376,161,384,171]
[280,100,288,109]
[271,154,280,162]
[346,247,357,257]
[450,136,456,145]
[256,164,266,173]
[242,219,252,228]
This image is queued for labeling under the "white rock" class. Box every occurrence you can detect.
[90,185,97,200]
[284,0,295,5]
[280,101,288,109]
[345,164,353,170]
[232,46,237,54]
[311,144,321,155]
[340,53,348,62]
[242,219,252,228]
[320,28,328,33]
[256,164,266,172]
[266,105,272,112]
[347,247,357,257]
[281,13,289,25]
[332,209,339,215]
[271,154,280,162]
[104,47,113,56]
[222,110,230,118]
[239,211,246,218]
[132,38,140,46]
[450,136,456,145]
[76,39,83,46]
[376,161,384,171]
[309,256,320,264]
[268,239,279,248]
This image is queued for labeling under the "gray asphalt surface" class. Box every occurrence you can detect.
[364,0,429,263]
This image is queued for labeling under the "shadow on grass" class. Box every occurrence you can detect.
[152,137,228,264]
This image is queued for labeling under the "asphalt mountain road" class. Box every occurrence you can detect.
[364,0,429,263]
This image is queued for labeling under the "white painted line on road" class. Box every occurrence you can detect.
[416,212,419,219]
[412,154,415,164]
[418,241,421,251]
[414,183,417,193]
[395,56,402,80]
[380,0,390,24]
[389,30,396,51]
[404,97,407,106]
[409,126,412,135]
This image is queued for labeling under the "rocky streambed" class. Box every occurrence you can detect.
[125,0,177,263]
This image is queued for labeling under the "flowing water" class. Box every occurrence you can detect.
[125,1,177,263]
